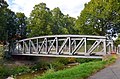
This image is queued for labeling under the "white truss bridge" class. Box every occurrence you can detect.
[11,35,114,59]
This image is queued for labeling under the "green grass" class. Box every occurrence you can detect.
[35,57,116,79]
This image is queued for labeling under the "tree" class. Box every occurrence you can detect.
[16,12,27,39]
[51,7,65,34]
[51,7,76,34]
[27,3,76,37]
[0,0,8,41]
[75,0,120,36]
[27,3,53,37]
[6,9,18,41]
[62,14,76,34]
[0,0,26,43]
[0,0,17,41]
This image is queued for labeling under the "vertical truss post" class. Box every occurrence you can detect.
[84,37,88,55]
[74,40,76,49]
[45,38,48,54]
[56,37,58,54]
[103,39,107,55]
[29,40,31,53]
[37,39,39,53]
[18,43,19,54]
[23,41,25,53]
[69,37,72,55]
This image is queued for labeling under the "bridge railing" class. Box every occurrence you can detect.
[11,35,114,58]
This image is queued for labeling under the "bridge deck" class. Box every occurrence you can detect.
[12,54,103,59]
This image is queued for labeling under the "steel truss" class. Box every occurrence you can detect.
[11,35,113,58]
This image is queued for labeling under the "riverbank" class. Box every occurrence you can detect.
[35,56,116,79]
[0,56,101,79]
[0,45,116,79]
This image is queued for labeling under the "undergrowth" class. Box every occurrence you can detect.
[35,56,116,79]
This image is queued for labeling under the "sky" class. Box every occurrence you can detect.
[5,0,90,18]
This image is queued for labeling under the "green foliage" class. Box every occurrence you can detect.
[67,57,76,63]
[0,0,27,42]
[27,3,76,37]
[114,35,120,46]
[114,38,120,46]
[75,0,120,36]
[0,65,11,78]
[0,0,9,41]
[16,12,27,39]
[76,58,101,63]
[51,8,76,34]
[0,65,30,78]
[27,3,53,37]
[30,62,49,70]
[42,69,55,77]
[50,61,64,70]
[11,66,30,75]
[35,57,116,79]
[56,58,69,65]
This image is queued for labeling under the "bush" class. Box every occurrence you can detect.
[57,58,69,65]
[50,61,64,70]
[0,65,11,78]
[11,66,30,75]
[30,62,49,70]
[76,58,101,63]
[68,57,76,63]
[0,65,31,78]
[42,69,55,75]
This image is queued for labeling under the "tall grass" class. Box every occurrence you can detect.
[35,57,116,79]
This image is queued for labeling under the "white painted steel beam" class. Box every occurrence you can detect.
[12,35,114,58]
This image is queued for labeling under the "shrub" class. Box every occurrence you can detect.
[0,65,11,78]
[43,69,55,75]
[30,62,49,70]
[11,66,30,75]
[68,57,76,63]
[76,58,101,63]
[50,61,64,70]
[57,58,69,65]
